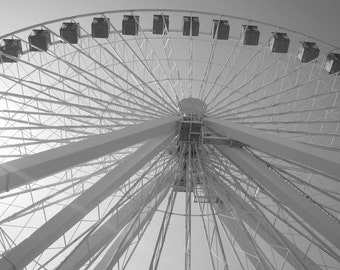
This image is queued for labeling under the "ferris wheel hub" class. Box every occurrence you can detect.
[178,98,207,116]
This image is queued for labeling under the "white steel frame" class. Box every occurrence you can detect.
[0,8,339,270]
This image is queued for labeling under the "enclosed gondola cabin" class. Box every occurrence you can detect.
[212,20,230,40]
[183,16,199,36]
[242,25,260,45]
[122,15,139,35]
[0,39,23,63]
[28,29,51,52]
[325,53,340,74]
[153,14,169,34]
[92,18,110,38]
[297,42,320,62]
[269,32,290,53]
[60,23,80,44]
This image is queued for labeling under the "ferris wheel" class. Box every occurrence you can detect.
[0,8,339,270]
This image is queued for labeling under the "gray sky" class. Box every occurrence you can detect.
[0,1,339,269]
[1,0,339,46]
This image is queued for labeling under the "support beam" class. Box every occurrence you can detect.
[0,116,179,193]
[57,171,173,270]
[149,189,177,270]
[216,205,270,270]
[93,182,170,270]
[0,132,175,270]
[201,173,271,269]
[215,145,340,250]
[204,118,340,178]
[207,176,322,270]
[185,144,192,270]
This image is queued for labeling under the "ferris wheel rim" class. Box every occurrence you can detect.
[0,8,339,50]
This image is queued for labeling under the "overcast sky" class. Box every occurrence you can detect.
[0,0,339,46]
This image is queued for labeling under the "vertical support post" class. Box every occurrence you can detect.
[56,169,173,270]
[93,181,171,270]
[194,144,229,270]
[149,189,178,270]
[207,175,322,270]
[185,144,192,270]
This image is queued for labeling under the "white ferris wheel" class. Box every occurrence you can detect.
[0,8,339,270]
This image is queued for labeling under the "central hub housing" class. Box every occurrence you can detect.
[178,98,207,143]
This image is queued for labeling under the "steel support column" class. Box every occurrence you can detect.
[0,116,179,193]
[93,182,171,270]
[215,144,340,250]
[185,144,192,270]
[0,132,175,270]
[202,173,272,270]
[57,170,173,270]
[204,118,340,178]
[207,176,322,270]
[149,189,177,270]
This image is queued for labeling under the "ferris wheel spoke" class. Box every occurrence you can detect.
[206,56,282,117]
[56,168,174,270]
[220,184,323,270]
[252,174,340,260]
[250,127,340,138]
[224,105,338,122]
[212,73,337,119]
[92,28,180,114]
[11,70,169,120]
[202,29,244,104]
[215,143,340,250]
[0,86,136,125]
[41,38,175,118]
[39,154,174,269]
[230,151,340,252]
[198,32,218,100]
[221,94,337,122]
[94,178,171,270]
[0,132,174,270]
[194,150,229,270]
[205,34,271,109]
[205,175,274,269]
[0,116,178,193]
[47,25,178,116]
[0,161,115,225]
[161,27,185,100]
[239,112,338,129]
[265,161,340,211]
[209,53,310,117]
[0,91,115,138]
[205,118,340,179]
[107,17,180,108]
[149,189,178,270]
[0,110,142,122]
[148,143,188,269]
[297,141,340,152]
[0,59,169,123]
[0,161,115,202]
[204,159,335,270]
[204,148,336,264]
[199,150,259,269]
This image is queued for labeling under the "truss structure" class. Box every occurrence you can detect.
[0,9,339,270]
